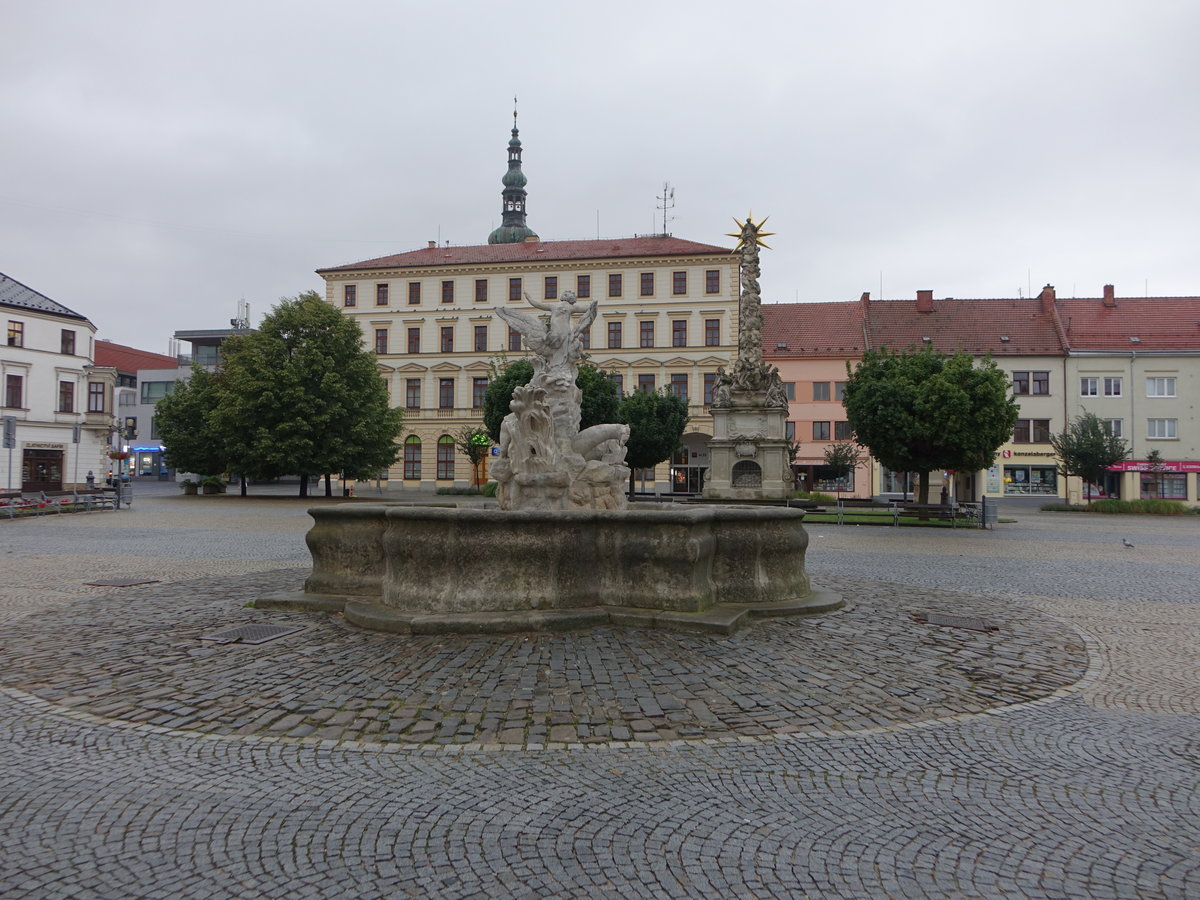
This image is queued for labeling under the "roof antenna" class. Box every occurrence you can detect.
[656,182,675,236]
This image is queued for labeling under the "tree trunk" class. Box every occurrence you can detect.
[628,468,636,501]
[240,475,247,497]
[918,471,931,504]
[324,473,333,497]
[299,476,309,498]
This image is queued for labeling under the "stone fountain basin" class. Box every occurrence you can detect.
[257,504,842,635]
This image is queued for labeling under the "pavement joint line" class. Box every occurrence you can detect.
[0,609,1102,755]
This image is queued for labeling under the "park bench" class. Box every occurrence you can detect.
[835,497,898,525]
[893,501,980,528]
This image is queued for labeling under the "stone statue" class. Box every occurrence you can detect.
[492,290,630,510]
[711,215,789,410]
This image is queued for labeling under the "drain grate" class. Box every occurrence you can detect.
[199,624,305,645]
[84,577,161,587]
[913,612,998,633]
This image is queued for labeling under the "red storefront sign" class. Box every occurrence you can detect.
[1108,460,1200,473]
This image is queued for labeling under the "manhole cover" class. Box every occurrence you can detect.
[913,612,998,633]
[199,624,305,645]
[84,578,161,587]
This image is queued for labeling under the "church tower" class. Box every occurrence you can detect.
[487,103,538,245]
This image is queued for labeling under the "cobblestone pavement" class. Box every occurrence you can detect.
[1,492,1197,898]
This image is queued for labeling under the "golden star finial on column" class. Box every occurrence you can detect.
[727,212,773,252]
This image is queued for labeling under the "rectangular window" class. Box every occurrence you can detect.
[508,327,522,352]
[704,373,716,405]
[579,327,591,350]
[640,272,654,296]
[1105,377,1123,397]
[58,381,74,413]
[472,377,489,409]
[611,374,624,395]
[576,274,591,298]
[834,421,852,441]
[813,421,831,441]
[672,271,687,295]
[1013,418,1052,443]
[440,326,454,353]
[1102,418,1123,438]
[637,374,655,393]
[812,382,831,402]
[1012,371,1030,394]
[705,319,720,346]
[705,270,719,294]
[1032,371,1050,395]
[374,328,388,355]
[785,421,796,441]
[6,321,23,347]
[404,439,421,480]
[87,381,106,413]
[140,381,173,403]
[474,325,488,353]
[544,276,558,300]
[408,282,421,305]
[1147,418,1177,439]
[4,374,22,408]
[61,330,76,355]
[639,320,655,348]
[509,277,522,301]
[441,281,454,304]
[1141,471,1186,500]
[1081,377,1098,396]
[405,378,421,409]
[672,320,687,347]
[835,381,847,402]
[439,378,454,409]
[407,327,420,354]
[1147,376,1177,398]
[343,285,357,307]
[608,273,622,298]
[670,373,688,401]
[376,283,389,306]
[784,382,796,401]
[608,321,622,349]
[475,279,488,303]
[437,438,455,480]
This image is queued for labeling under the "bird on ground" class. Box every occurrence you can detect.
[1122,538,1135,548]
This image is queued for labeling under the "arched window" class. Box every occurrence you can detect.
[437,435,455,481]
[403,436,421,480]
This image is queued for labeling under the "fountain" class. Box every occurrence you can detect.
[257,221,841,634]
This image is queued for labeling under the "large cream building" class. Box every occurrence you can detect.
[316,117,739,492]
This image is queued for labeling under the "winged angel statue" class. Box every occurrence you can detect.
[492,291,630,510]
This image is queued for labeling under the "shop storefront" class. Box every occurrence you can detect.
[670,435,710,494]
[131,444,169,478]
[21,444,64,493]
[1109,460,1199,502]
[999,449,1060,496]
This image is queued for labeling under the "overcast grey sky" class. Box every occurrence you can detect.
[3,1,1197,353]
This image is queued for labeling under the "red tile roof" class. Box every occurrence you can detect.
[763,302,867,357]
[94,340,177,373]
[317,236,732,273]
[865,298,1065,355]
[1057,296,1200,351]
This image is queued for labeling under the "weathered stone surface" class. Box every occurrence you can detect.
[294,503,831,632]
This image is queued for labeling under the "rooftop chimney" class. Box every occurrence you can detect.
[916,289,934,313]
[427,240,437,249]
[1038,283,1056,313]
[1103,284,1116,307]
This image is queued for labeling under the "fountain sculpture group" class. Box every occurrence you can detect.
[258,217,841,634]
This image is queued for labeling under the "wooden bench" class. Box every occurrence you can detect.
[835,497,899,525]
[893,502,980,528]
[75,488,117,511]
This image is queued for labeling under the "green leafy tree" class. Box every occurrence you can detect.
[213,291,404,497]
[154,367,229,479]
[456,426,491,487]
[618,388,690,497]
[482,359,621,442]
[1049,412,1130,505]
[823,441,864,500]
[842,346,1018,504]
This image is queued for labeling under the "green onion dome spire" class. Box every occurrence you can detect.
[488,100,538,244]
